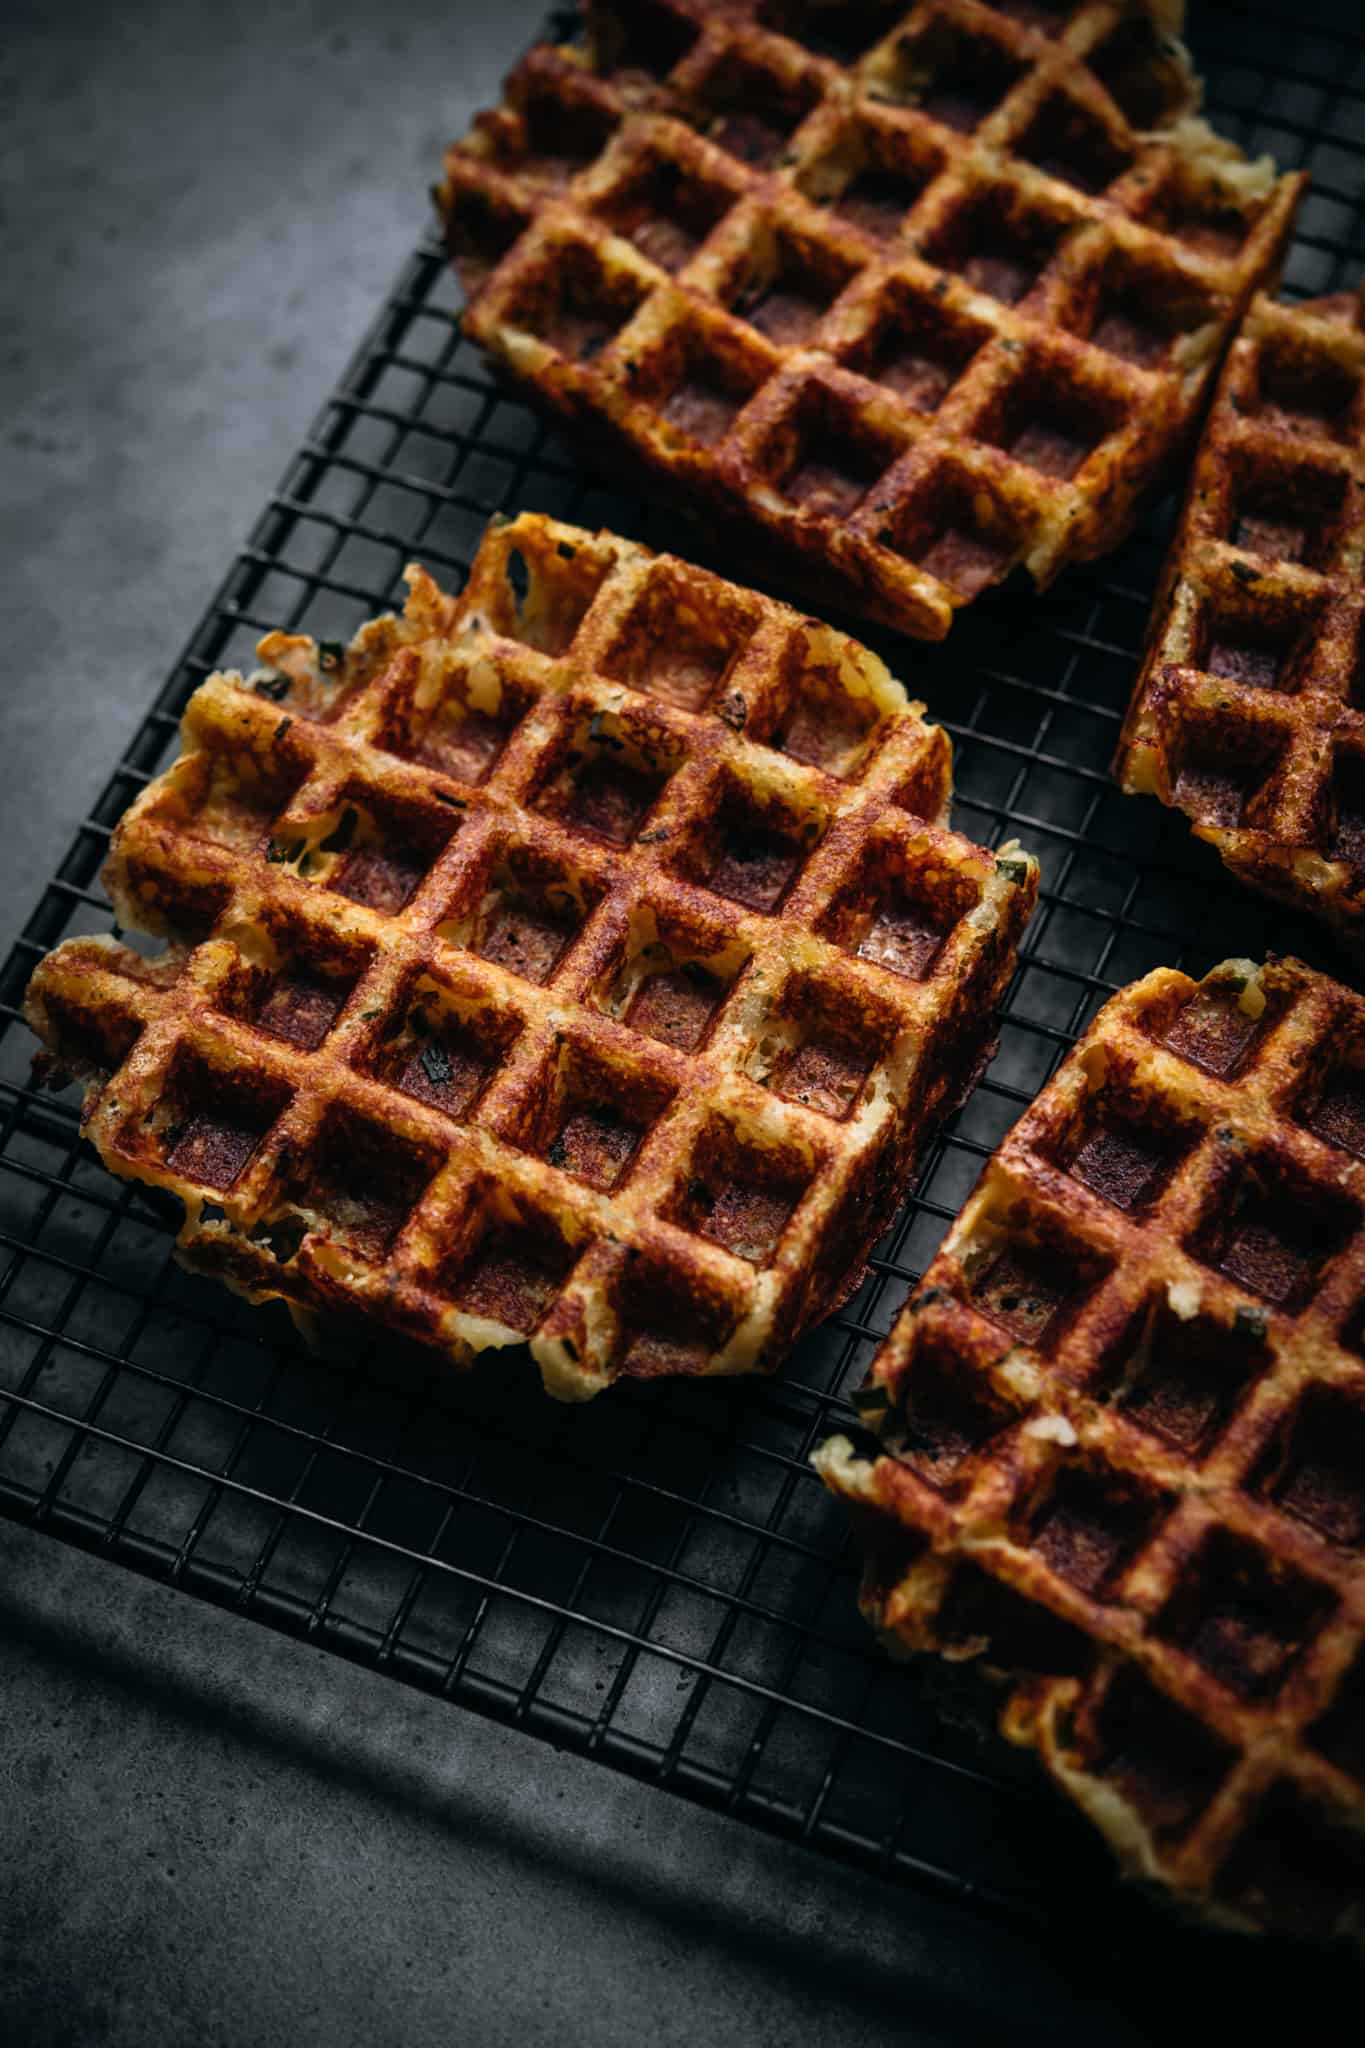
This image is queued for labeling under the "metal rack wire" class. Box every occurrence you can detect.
[2,0,1363,1960]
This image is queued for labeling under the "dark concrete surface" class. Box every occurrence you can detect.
[0,5,1138,2044]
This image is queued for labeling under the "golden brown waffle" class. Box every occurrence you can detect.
[815,957,1365,1945]
[1116,285,1365,955]
[24,512,1038,1401]
[437,1,1305,641]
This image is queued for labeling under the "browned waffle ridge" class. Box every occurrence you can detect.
[24,512,1038,1401]
[815,956,1365,1945]
[437,0,1305,641]
[1116,284,1365,954]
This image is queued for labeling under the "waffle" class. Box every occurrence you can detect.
[24,513,1038,1401]
[815,956,1365,1945]
[437,1,1305,642]
[1116,285,1365,955]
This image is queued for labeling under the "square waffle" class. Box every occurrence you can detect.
[1116,284,1365,955]
[815,956,1365,1945]
[24,512,1038,1401]
[437,0,1305,641]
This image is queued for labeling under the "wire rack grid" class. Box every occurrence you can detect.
[2,0,1363,1964]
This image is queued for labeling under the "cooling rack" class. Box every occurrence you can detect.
[2,0,1363,1984]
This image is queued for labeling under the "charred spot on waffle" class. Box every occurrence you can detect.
[796,112,943,244]
[390,671,535,785]
[551,1106,643,1190]
[690,51,822,170]
[481,533,614,658]
[1216,1784,1365,1939]
[1253,332,1362,445]
[679,774,825,916]
[254,968,353,1051]
[587,0,698,82]
[1156,1526,1334,1701]
[1194,584,1320,694]
[1059,1096,1194,1215]
[1251,1385,1365,1549]
[189,747,309,861]
[921,186,1067,307]
[527,1039,673,1194]
[1310,1644,1365,1788]
[601,565,757,713]
[214,921,370,1054]
[593,149,738,274]
[869,18,1025,133]
[820,835,981,981]
[1079,1668,1235,1845]
[774,693,878,778]
[615,1259,739,1380]
[1168,707,1287,831]
[968,1232,1104,1350]
[1328,747,1365,872]
[827,161,928,245]
[1299,1026,1365,1160]
[761,0,905,63]
[33,986,145,1084]
[881,1341,1016,1491]
[857,1514,932,1614]
[975,359,1125,482]
[1070,247,1218,370]
[770,640,886,780]
[1087,14,1191,129]
[669,1120,810,1266]
[152,1051,293,1195]
[286,1104,443,1263]
[658,357,758,447]
[1155,971,1282,1080]
[505,85,616,189]
[843,284,989,415]
[1145,161,1265,262]
[725,225,857,347]
[994,0,1076,24]
[759,380,902,523]
[309,793,459,916]
[116,852,231,948]
[1093,1297,1267,1457]
[1013,89,1134,196]
[1227,453,1349,571]
[366,982,522,1123]
[1021,1463,1168,1599]
[470,848,599,988]
[609,919,749,1056]
[630,309,773,453]
[881,462,1021,599]
[443,183,533,295]
[764,973,893,1122]
[505,240,648,367]
[534,709,683,849]
[937,1562,1090,1676]
[629,962,724,1051]
[1189,1149,1356,1314]
[444,1206,580,1334]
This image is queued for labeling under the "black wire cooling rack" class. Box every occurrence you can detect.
[2,0,1364,1970]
